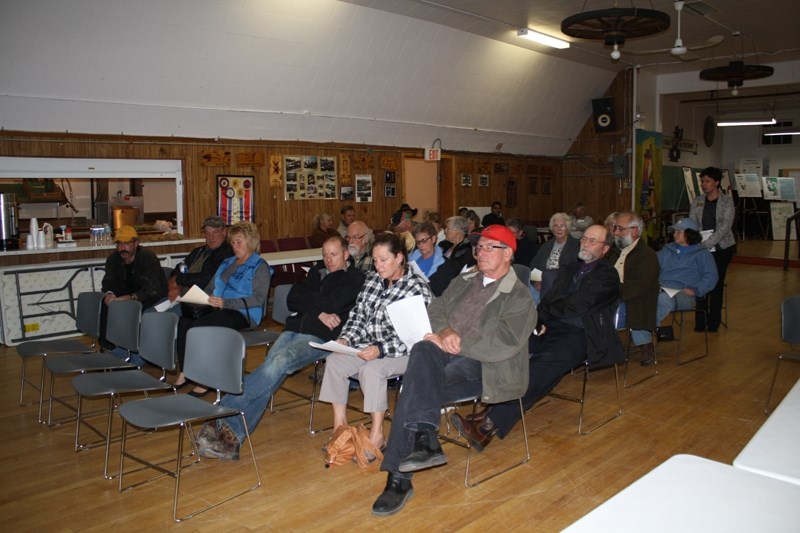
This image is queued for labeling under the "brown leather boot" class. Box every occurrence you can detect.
[450,411,495,452]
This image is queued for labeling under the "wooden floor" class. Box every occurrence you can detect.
[2,254,799,531]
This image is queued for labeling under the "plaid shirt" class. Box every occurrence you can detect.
[339,268,432,358]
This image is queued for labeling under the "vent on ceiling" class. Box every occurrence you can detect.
[683,1,719,17]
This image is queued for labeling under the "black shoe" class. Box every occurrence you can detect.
[398,430,447,473]
[188,388,212,398]
[371,473,414,516]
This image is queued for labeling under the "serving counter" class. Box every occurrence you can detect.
[0,238,203,346]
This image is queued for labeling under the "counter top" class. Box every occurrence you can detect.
[2,237,204,256]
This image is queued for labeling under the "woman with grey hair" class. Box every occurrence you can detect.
[428,215,475,296]
[529,212,580,303]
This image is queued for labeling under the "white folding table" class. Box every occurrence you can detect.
[734,377,800,485]
[563,454,800,532]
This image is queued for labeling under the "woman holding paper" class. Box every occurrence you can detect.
[689,166,735,332]
[319,232,433,451]
[173,221,270,395]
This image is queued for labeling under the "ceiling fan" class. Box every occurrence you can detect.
[625,1,724,60]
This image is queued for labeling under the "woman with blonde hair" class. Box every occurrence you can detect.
[174,221,270,395]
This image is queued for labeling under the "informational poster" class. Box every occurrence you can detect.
[733,173,762,198]
[355,174,373,203]
[762,177,797,202]
[770,201,797,240]
[284,155,337,200]
[682,167,697,203]
[635,130,662,238]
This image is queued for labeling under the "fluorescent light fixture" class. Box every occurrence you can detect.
[763,128,800,136]
[517,28,570,49]
[716,117,776,127]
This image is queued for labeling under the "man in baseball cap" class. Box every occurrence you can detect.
[371,221,535,516]
[100,225,167,351]
[164,215,233,315]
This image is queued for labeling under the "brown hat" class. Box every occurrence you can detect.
[201,216,226,229]
[391,210,413,226]
[398,203,418,216]
[114,225,139,243]
[480,224,517,252]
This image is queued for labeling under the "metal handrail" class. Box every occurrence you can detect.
[783,209,800,270]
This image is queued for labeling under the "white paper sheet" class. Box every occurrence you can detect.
[309,340,361,356]
[408,260,429,282]
[386,294,432,351]
[661,287,681,298]
[180,284,210,305]
[154,299,180,312]
[530,267,543,282]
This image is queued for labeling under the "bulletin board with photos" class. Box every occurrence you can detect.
[284,155,338,200]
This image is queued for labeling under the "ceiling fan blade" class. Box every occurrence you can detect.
[687,34,725,51]
[679,52,700,62]
[626,46,674,56]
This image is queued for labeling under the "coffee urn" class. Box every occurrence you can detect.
[0,193,20,251]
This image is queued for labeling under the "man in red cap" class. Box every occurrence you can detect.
[371,225,535,516]
[450,224,623,451]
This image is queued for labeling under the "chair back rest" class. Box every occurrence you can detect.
[138,312,178,370]
[105,300,142,352]
[512,264,531,288]
[184,327,246,394]
[76,291,104,339]
[272,284,293,324]
[782,295,800,344]
[277,236,309,251]
[260,239,278,253]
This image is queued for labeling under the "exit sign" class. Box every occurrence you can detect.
[424,148,441,161]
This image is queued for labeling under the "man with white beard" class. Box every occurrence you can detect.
[345,220,374,272]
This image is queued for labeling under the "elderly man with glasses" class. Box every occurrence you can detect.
[371,224,535,516]
[345,220,374,272]
[450,224,623,452]
[607,211,660,366]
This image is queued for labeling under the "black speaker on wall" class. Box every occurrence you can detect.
[592,97,616,133]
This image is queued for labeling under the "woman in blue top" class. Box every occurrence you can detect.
[655,218,718,329]
[174,221,271,395]
[408,222,445,279]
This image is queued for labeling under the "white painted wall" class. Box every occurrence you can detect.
[0,0,615,157]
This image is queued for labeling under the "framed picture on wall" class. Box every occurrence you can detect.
[528,176,538,195]
[385,185,396,198]
[461,174,472,187]
[217,175,254,223]
[542,177,551,195]
[479,174,489,187]
[385,171,396,183]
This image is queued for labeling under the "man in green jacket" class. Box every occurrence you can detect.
[371,224,535,517]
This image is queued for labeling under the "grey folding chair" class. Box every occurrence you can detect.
[117,327,261,522]
[672,299,709,365]
[550,352,624,435]
[72,312,179,478]
[17,291,103,422]
[441,395,530,487]
[765,295,800,413]
[239,285,282,356]
[266,284,320,414]
[44,300,141,427]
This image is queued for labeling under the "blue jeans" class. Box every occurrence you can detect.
[616,302,652,346]
[380,341,483,478]
[656,290,696,325]
[218,331,327,444]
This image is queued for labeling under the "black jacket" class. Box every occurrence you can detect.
[538,261,623,365]
[285,263,366,340]
[171,241,233,291]
[429,239,476,297]
[101,246,167,309]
